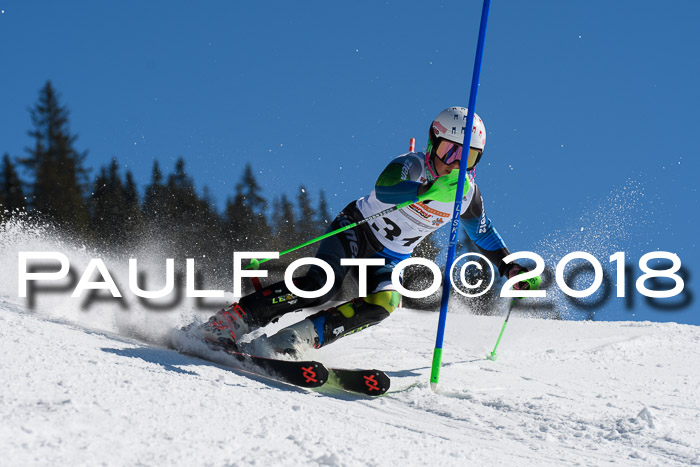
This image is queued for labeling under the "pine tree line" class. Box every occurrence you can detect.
[2,81,440,302]
[0,81,333,280]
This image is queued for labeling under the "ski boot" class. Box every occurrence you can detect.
[196,302,255,350]
[253,318,321,357]
[257,291,400,357]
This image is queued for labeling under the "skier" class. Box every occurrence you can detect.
[197,106,536,355]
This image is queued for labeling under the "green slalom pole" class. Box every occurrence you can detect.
[244,197,421,270]
[487,275,542,361]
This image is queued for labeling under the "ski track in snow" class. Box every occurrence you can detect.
[1,296,699,467]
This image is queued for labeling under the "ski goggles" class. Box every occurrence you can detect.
[435,139,483,169]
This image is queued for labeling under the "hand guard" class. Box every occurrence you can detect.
[506,263,541,291]
[417,169,470,203]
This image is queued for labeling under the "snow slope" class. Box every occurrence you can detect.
[1,296,699,467]
[1,218,698,466]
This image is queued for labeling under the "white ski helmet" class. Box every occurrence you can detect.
[426,106,486,177]
[431,106,486,149]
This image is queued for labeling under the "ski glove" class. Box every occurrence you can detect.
[505,263,541,291]
[417,169,470,203]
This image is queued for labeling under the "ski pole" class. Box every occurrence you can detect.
[430,0,491,392]
[486,299,514,361]
[245,197,421,270]
[486,275,542,361]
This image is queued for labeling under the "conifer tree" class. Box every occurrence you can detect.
[1,154,27,215]
[272,194,298,250]
[238,164,267,216]
[223,192,255,251]
[296,185,318,238]
[90,166,111,242]
[164,158,210,229]
[150,158,223,274]
[316,189,331,229]
[21,81,90,232]
[122,170,144,239]
[143,160,167,224]
[231,164,269,249]
[198,185,227,269]
[90,158,137,246]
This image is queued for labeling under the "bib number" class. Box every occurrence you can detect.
[371,218,421,248]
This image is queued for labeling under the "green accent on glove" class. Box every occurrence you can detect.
[418,169,470,203]
[524,274,542,291]
[514,270,543,299]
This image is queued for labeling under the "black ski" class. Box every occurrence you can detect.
[327,368,390,396]
[190,338,390,395]
[213,346,329,389]
[211,347,391,396]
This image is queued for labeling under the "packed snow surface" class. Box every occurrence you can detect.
[1,216,698,466]
[1,296,699,466]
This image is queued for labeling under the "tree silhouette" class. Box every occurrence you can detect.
[274,194,297,239]
[238,164,267,216]
[122,170,144,240]
[1,154,26,216]
[316,189,331,230]
[229,163,270,250]
[164,158,222,258]
[223,192,254,251]
[21,81,90,232]
[89,158,143,247]
[296,185,318,239]
[142,160,167,225]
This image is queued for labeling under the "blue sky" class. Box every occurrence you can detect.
[1,1,698,324]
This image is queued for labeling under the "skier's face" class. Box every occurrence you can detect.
[434,153,461,176]
[433,139,483,176]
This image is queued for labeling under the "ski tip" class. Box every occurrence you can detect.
[430,382,439,393]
